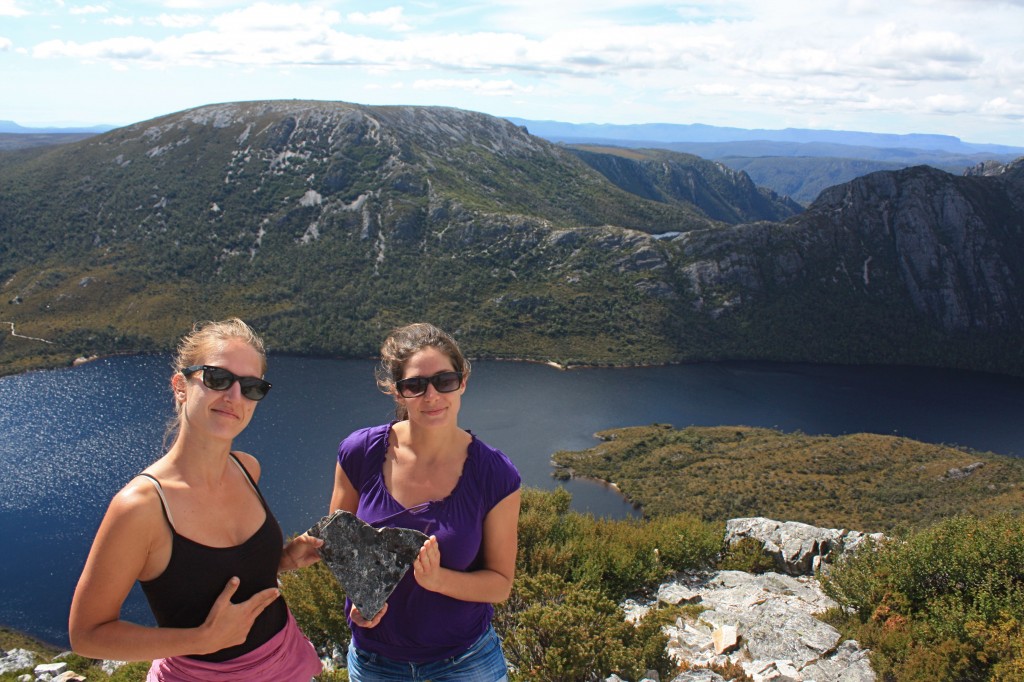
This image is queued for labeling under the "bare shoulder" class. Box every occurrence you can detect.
[231,450,262,482]
[100,476,167,536]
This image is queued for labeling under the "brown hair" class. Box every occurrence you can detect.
[376,322,471,420]
[164,318,268,447]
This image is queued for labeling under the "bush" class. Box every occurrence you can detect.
[717,536,776,574]
[107,662,153,681]
[279,560,351,653]
[821,513,1024,681]
[494,573,674,682]
[517,487,722,601]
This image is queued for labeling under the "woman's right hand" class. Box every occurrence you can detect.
[199,577,280,653]
[349,602,388,629]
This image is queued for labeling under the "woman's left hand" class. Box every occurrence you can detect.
[412,535,444,592]
[280,533,324,572]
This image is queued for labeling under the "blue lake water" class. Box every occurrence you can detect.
[3,354,1024,647]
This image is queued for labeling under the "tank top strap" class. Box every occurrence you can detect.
[228,452,268,509]
[136,473,176,529]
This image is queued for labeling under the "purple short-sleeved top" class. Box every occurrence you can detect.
[337,422,521,663]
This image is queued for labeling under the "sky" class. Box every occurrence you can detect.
[1,0,1023,146]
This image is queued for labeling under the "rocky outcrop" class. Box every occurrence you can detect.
[619,518,881,682]
[724,517,884,576]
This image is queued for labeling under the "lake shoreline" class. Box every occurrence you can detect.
[6,355,1024,646]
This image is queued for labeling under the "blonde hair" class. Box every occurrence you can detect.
[375,322,470,420]
[164,318,268,446]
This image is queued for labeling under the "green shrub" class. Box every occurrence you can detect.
[717,536,776,574]
[821,513,1024,681]
[494,573,674,682]
[518,487,722,601]
[279,560,350,653]
[107,662,153,681]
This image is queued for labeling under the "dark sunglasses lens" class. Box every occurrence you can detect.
[239,379,271,401]
[396,372,461,397]
[202,367,235,390]
[397,377,428,397]
[435,372,462,392]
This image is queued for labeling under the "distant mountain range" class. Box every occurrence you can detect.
[503,118,1024,155]
[1,100,1022,378]
[506,118,1024,204]
[0,120,115,134]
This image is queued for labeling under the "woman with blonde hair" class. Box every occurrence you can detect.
[69,318,323,681]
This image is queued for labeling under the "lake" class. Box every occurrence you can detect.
[3,354,1024,647]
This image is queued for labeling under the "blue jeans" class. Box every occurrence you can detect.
[347,625,509,682]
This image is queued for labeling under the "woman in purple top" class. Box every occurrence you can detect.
[331,322,521,682]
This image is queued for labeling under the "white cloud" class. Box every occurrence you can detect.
[849,23,982,81]
[347,6,412,31]
[210,3,341,33]
[69,5,108,15]
[982,97,1024,120]
[156,13,204,29]
[922,94,972,115]
[0,0,28,17]
[10,0,1024,144]
[0,36,12,50]
[412,78,533,96]
[33,36,156,61]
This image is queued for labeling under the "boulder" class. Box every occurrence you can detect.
[725,517,884,576]
[0,649,36,675]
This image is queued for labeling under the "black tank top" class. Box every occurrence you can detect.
[138,453,288,662]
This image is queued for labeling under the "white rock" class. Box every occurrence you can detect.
[712,624,738,654]
[0,648,36,675]
[34,662,67,676]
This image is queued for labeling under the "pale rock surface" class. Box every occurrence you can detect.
[724,517,884,576]
[619,518,880,682]
[0,649,36,675]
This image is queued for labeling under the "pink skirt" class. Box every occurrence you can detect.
[147,610,323,681]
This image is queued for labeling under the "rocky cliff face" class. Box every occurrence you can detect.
[568,146,803,224]
[673,161,1024,337]
[807,164,1024,331]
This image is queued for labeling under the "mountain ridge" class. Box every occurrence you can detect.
[1,100,1022,378]
[503,117,1024,155]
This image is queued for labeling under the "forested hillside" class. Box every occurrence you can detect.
[1,100,1022,378]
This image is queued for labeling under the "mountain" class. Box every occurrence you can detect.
[566,145,802,223]
[1,100,1023,378]
[507,118,1024,204]
[0,121,117,152]
[504,118,1024,156]
[0,120,116,134]
[0,133,98,152]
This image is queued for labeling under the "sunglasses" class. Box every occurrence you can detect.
[181,365,272,401]
[395,371,463,398]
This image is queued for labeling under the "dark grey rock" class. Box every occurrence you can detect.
[307,510,428,619]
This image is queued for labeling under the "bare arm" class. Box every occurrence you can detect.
[412,488,521,604]
[330,462,359,514]
[68,481,280,661]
